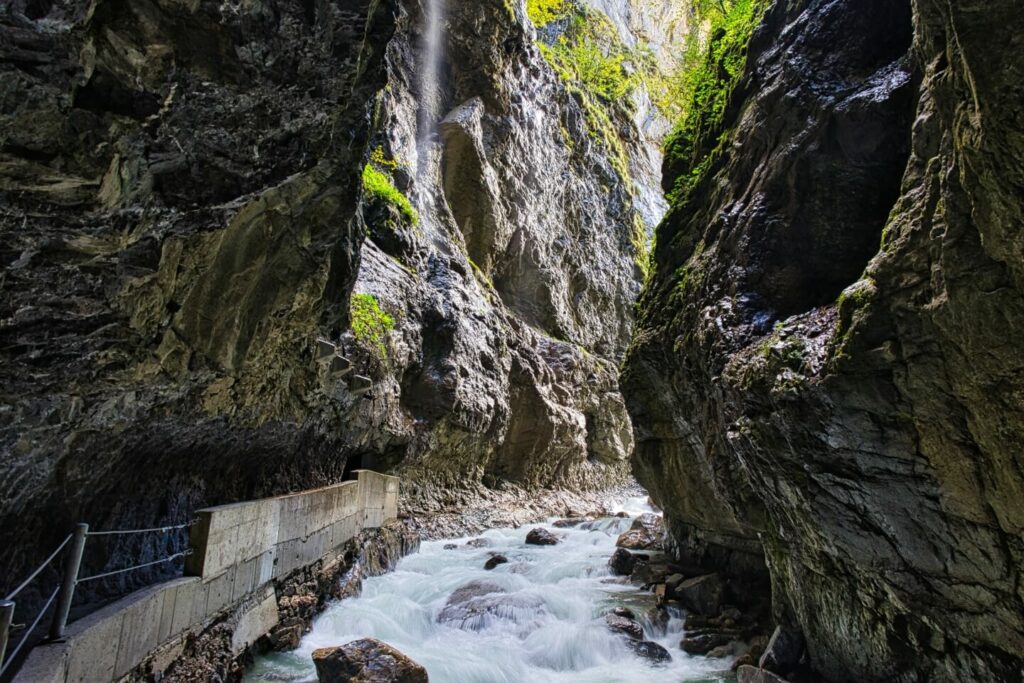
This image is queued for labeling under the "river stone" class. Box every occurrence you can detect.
[736,665,791,683]
[483,554,508,570]
[707,644,736,658]
[464,538,491,549]
[759,626,805,674]
[605,614,644,640]
[552,518,587,528]
[608,548,637,575]
[676,574,724,616]
[312,639,428,683]
[628,640,672,664]
[615,514,664,550]
[611,607,636,620]
[664,573,686,597]
[681,632,733,655]
[437,581,545,631]
[525,528,559,546]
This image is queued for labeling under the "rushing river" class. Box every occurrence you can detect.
[247,497,731,683]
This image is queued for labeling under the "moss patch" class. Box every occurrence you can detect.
[362,153,418,225]
[350,293,395,360]
[662,0,769,206]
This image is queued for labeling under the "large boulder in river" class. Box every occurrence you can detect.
[615,513,664,550]
[608,548,637,575]
[436,580,545,631]
[312,638,428,682]
[525,528,559,545]
[628,639,672,664]
[605,613,644,640]
[676,573,724,616]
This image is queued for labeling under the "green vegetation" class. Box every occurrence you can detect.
[529,3,641,183]
[350,293,395,360]
[662,0,769,205]
[526,0,568,27]
[362,149,418,225]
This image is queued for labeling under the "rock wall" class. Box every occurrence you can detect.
[623,0,1024,680]
[332,0,669,509]
[0,0,660,610]
[1,0,400,606]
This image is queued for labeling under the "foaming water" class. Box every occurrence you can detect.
[246,497,730,683]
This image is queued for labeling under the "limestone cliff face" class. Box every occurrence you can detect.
[0,0,657,603]
[337,0,664,508]
[623,0,1024,680]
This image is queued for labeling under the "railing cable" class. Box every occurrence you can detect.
[0,586,58,677]
[75,550,192,585]
[86,521,193,537]
[4,534,71,602]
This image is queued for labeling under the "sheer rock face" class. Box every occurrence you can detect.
[0,0,655,602]
[344,0,663,507]
[0,0,399,601]
[623,0,1024,680]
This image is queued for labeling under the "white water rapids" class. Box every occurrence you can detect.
[246,497,732,683]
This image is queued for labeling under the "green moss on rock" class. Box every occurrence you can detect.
[362,161,418,225]
[350,292,395,360]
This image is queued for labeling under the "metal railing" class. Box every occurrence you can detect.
[0,521,192,677]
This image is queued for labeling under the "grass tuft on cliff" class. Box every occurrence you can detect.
[362,157,418,225]
[350,293,395,360]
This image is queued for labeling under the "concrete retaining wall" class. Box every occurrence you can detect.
[15,471,400,683]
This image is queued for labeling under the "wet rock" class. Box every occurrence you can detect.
[605,614,644,641]
[707,644,735,658]
[312,638,428,683]
[611,607,636,620]
[464,538,491,549]
[736,665,791,683]
[732,653,757,671]
[628,640,672,664]
[645,606,670,634]
[675,574,724,616]
[436,581,545,631]
[525,528,559,546]
[664,573,686,598]
[483,554,508,570]
[608,548,637,576]
[615,513,664,550]
[681,632,733,655]
[759,626,804,675]
[629,558,669,586]
[622,0,1024,679]
[552,518,587,528]
[443,544,458,550]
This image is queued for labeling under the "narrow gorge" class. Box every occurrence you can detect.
[1,0,1021,682]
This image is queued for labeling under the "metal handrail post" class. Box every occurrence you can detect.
[49,523,88,641]
[0,599,13,669]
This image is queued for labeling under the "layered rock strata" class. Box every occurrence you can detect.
[623,0,1024,680]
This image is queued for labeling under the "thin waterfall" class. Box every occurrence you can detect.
[417,0,447,158]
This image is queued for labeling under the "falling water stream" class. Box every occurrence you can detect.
[417,0,447,160]
[246,497,733,683]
